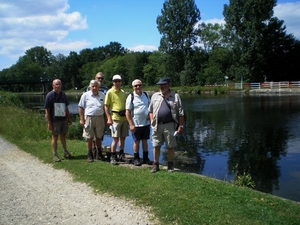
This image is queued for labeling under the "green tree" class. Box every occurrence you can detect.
[223,0,297,82]
[157,0,201,85]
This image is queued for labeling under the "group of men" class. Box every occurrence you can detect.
[44,73,184,172]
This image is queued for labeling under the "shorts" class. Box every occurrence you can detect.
[83,115,105,139]
[52,120,68,135]
[111,120,129,138]
[151,122,177,148]
[131,125,150,141]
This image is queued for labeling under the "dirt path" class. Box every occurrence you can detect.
[0,137,156,225]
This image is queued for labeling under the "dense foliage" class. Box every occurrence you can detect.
[0,0,299,92]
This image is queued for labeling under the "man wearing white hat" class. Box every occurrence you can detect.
[104,74,128,165]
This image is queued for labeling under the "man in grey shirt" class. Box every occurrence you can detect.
[148,78,184,172]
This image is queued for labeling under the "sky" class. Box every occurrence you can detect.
[0,0,300,71]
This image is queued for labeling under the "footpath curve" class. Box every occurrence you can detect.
[0,137,156,225]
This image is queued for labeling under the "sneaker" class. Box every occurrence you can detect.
[119,153,126,162]
[133,158,142,166]
[63,150,72,159]
[53,154,61,162]
[150,162,159,173]
[143,158,153,165]
[168,162,174,172]
[110,155,118,165]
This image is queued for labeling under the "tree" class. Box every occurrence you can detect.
[197,23,228,53]
[157,0,201,85]
[223,0,297,82]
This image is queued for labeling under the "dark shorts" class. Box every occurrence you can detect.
[52,120,68,135]
[131,125,150,141]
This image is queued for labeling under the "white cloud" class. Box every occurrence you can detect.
[274,2,300,38]
[0,0,88,69]
[127,45,158,52]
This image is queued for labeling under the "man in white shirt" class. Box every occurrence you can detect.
[78,80,106,162]
[126,79,152,166]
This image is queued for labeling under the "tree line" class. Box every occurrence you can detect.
[0,0,299,92]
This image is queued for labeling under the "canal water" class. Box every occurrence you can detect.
[19,93,300,202]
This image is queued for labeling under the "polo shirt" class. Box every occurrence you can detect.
[105,87,127,121]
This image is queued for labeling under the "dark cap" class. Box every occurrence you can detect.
[156,78,170,85]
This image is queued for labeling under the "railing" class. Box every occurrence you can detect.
[235,81,300,90]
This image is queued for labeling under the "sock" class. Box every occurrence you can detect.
[143,151,149,160]
[134,153,139,159]
[119,149,124,155]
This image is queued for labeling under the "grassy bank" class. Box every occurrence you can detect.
[1,92,300,225]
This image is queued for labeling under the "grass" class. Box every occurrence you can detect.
[1,92,300,224]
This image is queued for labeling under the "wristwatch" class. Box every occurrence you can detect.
[179,125,184,128]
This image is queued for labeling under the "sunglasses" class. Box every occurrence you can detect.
[113,80,122,82]
[97,77,104,80]
[134,84,142,87]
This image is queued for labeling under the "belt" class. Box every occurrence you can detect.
[158,121,173,124]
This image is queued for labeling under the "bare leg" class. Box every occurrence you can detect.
[86,138,93,150]
[51,135,58,154]
[119,137,126,150]
[95,137,102,150]
[142,139,148,152]
[167,147,174,162]
[133,140,140,153]
[153,146,160,163]
[111,137,119,153]
[59,133,67,151]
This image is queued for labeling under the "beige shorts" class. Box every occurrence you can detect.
[83,115,105,139]
[151,122,177,148]
[111,120,129,138]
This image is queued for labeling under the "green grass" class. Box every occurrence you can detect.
[1,92,300,225]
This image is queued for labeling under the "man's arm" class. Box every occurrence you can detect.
[104,105,112,125]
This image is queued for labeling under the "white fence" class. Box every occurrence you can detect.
[235,81,300,89]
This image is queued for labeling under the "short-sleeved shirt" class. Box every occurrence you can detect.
[126,92,150,127]
[148,90,184,132]
[44,91,69,122]
[105,88,127,121]
[78,90,105,116]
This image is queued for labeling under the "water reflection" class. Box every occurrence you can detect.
[19,93,300,202]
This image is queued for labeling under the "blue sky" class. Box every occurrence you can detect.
[0,0,299,71]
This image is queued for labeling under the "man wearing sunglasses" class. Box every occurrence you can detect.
[125,79,152,166]
[104,75,128,165]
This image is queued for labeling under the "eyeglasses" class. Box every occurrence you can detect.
[97,77,104,80]
[134,84,142,87]
[113,80,122,82]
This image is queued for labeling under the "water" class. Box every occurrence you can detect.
[19,93,300,202]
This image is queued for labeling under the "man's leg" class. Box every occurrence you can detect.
[85,138,94,162]
[142,139,152,165]
[110,137,119,165]
[151,146,160,173]
[133,140,141,166]
[167,147,175,172]
[52,135,60,162]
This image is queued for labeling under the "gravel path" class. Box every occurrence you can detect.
[0,137,157,225]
